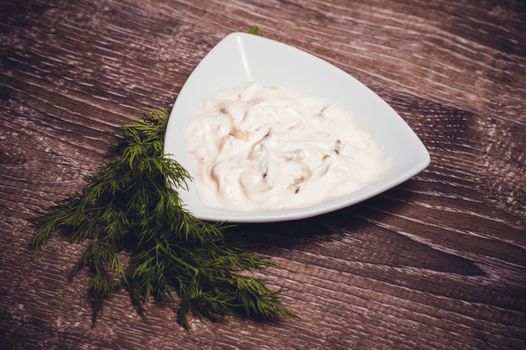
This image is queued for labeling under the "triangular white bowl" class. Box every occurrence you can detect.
[164,32,430,223]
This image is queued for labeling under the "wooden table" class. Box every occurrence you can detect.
[1,1,525,349]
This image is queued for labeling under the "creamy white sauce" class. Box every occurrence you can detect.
[185,82,387,211]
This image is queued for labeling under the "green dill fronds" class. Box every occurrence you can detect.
[31,109,290,329]
[248,26,261,36]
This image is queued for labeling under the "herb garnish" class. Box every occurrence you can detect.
[248,26,260,36]
[31,109,290,328]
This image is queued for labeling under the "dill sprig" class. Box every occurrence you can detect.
[248,26,260,36]
[31,109,290,329]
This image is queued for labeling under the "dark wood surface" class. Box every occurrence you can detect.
[1,0,525,349]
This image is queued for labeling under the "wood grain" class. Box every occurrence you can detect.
[1,0,525,349]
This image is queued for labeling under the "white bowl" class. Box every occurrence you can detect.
[164,32,430,223]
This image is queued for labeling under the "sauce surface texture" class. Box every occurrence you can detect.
[185,82,387,210]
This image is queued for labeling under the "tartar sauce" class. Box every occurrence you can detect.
[185,82,387,211]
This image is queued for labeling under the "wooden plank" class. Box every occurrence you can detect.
[0,0,525,349]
